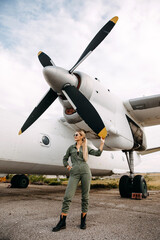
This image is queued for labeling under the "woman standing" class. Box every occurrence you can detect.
[52,130,105,232]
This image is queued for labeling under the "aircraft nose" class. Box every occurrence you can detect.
[43,66,78,93]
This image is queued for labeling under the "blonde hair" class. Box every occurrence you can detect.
[78,130,88,162]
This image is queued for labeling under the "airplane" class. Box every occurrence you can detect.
[0,16,160,198]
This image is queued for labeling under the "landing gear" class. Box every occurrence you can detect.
[11,174,29,188]
[119,175,132,198]
[133,175,148,198]
[119,151,148,198]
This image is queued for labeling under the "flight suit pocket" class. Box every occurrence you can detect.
[70,150,77,157]
[70,166,75,174]
[70,165,78,175]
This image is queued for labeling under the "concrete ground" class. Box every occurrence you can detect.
[0,183,160,240]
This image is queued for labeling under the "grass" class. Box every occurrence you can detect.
[90,174,160,190]
[90,178,119,189]
[6,174,63,186]
[143,173,160,190]
[4,173,160,190]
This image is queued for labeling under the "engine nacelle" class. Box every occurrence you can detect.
[59,71,94,124]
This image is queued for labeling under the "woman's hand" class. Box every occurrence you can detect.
[99,137,105,151]
[82,137,87,146]
[101,137,105,143]
[67,165,72,171]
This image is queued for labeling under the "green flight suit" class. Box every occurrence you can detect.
[62,143,102,214]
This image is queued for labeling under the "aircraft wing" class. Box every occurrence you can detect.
[138,147,160,155]
[124,94,160,127]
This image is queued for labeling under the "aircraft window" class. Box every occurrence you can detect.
[40,134,51,147]
[42,136,50,145]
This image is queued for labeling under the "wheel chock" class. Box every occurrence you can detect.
[131,193,142,200]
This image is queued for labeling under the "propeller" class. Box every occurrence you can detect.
[38,51,56,67]
[19,52,58,135]
[62,85,107,138]
[19,16,118,137]
[69,16,118,73]
[18,88,58,135]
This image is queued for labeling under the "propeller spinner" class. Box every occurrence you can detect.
[19,16,118,138]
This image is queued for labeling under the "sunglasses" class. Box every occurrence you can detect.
[73,133,81,137]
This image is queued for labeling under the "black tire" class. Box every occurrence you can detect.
[11,175,19,188]
[18,174,29,188]
[133,175,148,198]
[119,175,133,198]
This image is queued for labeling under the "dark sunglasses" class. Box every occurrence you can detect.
[73,132,82,137]
[74,133,79,137]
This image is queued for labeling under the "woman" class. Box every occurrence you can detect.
[52,130,105,232]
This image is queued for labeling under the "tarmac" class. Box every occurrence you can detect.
[0,182,160,240]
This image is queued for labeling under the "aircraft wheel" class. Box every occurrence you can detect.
[133,175,148,198]
[11,174,19,188]
[119,175,132,198]
[18,174,29,188]
[11,174,29,188]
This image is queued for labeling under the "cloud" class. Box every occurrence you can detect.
[1,0,160,95]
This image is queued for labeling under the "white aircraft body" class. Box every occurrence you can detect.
[0,109,140,176]
[1,16,160,198]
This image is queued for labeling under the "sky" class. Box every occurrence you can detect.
[0,0,160,172]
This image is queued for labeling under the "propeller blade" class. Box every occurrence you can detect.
[19,88,58,135]
[38,51,55,67]
[69,16,118,73]
[62,85,107,138]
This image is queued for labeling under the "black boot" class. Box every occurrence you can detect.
[52,215,66,232]
[80,213,87,229]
